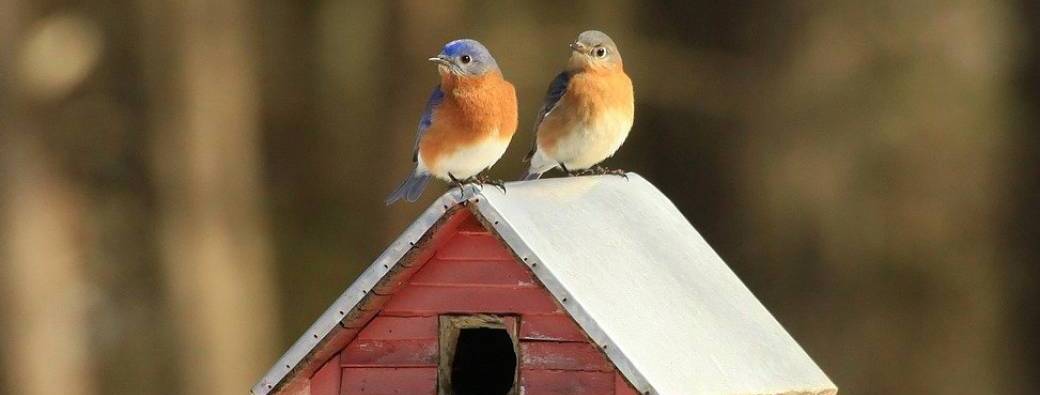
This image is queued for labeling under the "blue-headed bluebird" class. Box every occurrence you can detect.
[386,39,519,205]
[521,30,634,180]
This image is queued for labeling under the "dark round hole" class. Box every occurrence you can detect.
[451,327,516,395]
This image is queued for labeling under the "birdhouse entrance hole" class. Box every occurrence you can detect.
[439,315,519,395]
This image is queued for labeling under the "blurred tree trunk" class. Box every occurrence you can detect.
[140,0,278,393]
[0,137,93,395]
[1018,1,1040,391]
[735,2,1022,394]
[0,2,95,395]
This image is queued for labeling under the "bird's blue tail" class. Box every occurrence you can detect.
[385,173,431,205]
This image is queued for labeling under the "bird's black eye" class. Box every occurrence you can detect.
[594,47,607,58]
[460,55,472,64]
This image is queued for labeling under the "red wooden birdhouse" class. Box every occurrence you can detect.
[253,174,836,395]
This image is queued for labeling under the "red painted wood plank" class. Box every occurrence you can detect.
[373,210,473,295]
[519,314,587,342]
[397,207,472,269]
[435,233,514,260]
[310,354,342,395]
[340,339,437,367]
[408,258,535,286]
[520,342,613,371]
[357,294,389,310]
[306,325,359,379]
[381,285,561,315]
[357,316,437,340]
[520,369,614,395]
[615,371,640,395]
[372,262,422,295]
[342,307,379,329]
[455,213,488,233]
[340,367,436,395]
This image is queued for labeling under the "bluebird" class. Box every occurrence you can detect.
[386,39,519,205]
[521,30,634,180]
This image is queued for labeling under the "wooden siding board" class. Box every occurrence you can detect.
[341,307,379,329]
[454,214,487,233]
[356,316,437,340]
[519,314,587,342]
[339,367,437,395]
[309,354,342,395]
[371,261,424,295]
[408,258,536,287]
[398,209,473,268]
[435,233,514,260]
[381,285,561,315]
[615,371,640,395]
[339,339,437,367]
[519,369,614,395]
[520,342,613,372]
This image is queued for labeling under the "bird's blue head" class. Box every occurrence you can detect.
[429,39,499,76]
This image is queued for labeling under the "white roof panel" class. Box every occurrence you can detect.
[474,174,836,395]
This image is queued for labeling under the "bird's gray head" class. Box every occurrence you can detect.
[429,39,499,76]
[568,30,623,70]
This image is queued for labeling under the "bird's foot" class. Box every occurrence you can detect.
[564,169,585,177]
[474,174,507,193]
[449,173,476,191]
[558,163,585,177]
[589,165,629,179]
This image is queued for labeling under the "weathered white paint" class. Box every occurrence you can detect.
[477,174,836,395]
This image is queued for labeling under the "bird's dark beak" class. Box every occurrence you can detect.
[569,42,587,53]
[428,55,451,66]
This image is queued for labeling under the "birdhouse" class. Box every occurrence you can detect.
[252,174,837,395]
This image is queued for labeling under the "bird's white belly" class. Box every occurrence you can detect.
[549,110,633,170]
[418,133,510,180]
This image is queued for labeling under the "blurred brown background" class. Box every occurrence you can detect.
[1,1,1038,394]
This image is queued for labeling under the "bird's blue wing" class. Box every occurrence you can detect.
[413,85,445,162]
[525,72,570,161]
[534,72,571,130]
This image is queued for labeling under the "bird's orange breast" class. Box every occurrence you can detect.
[538,68,634,152]
[419,72,518,169]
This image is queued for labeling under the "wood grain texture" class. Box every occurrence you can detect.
[454,214,487,233]
[340,339,437,367]
[357,316,437,340]
[520,370,614,395]
[339,368,436,395]
[341,307,379,329]
[615,371,640,395]
[408,258,536,286]
[381,285,560,315]
[520,342,612,371]
[519,314,587,342]
[309,355,341,395]
[434,233,514,260]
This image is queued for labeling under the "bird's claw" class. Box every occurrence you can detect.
[589,165,628,179]
[451,173,506,194]
[475,174,507,193]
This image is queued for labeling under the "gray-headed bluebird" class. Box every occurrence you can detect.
[521,30,634,180]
